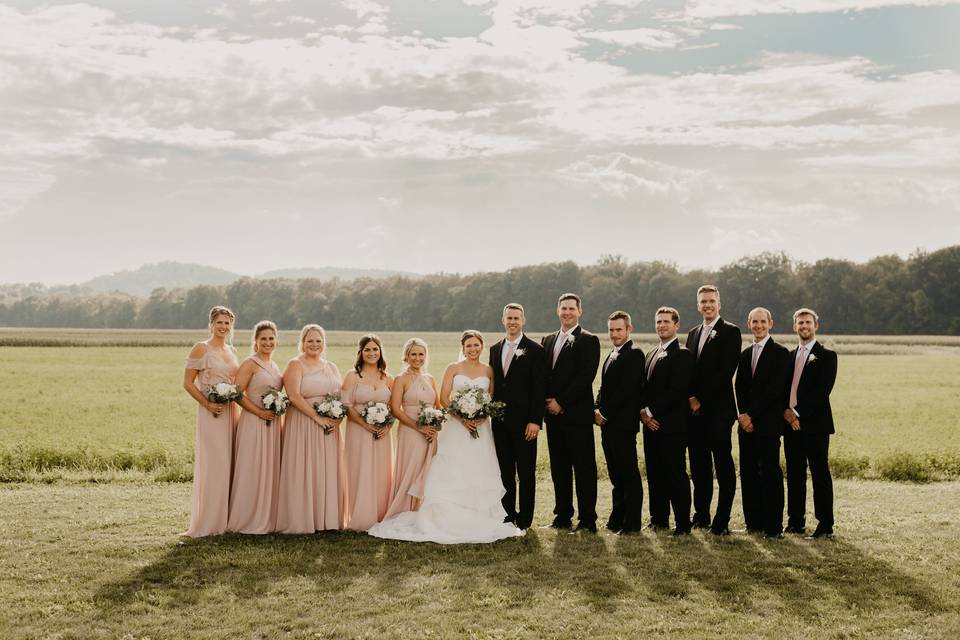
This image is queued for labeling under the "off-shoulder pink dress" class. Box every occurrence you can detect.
[343,377,394,531]
[275,360,345,533]
[183,345,239,537]
[383,374,438,519]
[227,356,283,534]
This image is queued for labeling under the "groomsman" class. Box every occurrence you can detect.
[735,307,791,538]
[685,284,741,535]
[640,307,695,536]
[594,311,645,534]
[489,303,547,531]
[783,308,838,539]
[542,293,602,532]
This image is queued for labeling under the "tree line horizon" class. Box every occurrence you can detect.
[2,247,958,335]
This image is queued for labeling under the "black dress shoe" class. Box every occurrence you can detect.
[764,531,785,539]
[709,527,730,536]
[516,521,533,531]
[784,525,806,535]
[605,521,623,532]
[806,527,834,539]
[503,515,516,524]
[541,519,572,530]
[571,523,598,534]
[671,528,691,537]
[646,521,669,531]
[745,527,764,534]
[691,518,710,530]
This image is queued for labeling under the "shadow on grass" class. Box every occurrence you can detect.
[94,528,948,620]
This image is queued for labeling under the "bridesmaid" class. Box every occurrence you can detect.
[342,334,395,531]
[383,338,441,518]
[276,324,345,533]
[227,320,283,534]
[182,305,239,537]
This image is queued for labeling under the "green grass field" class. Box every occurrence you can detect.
[2,330,959,482]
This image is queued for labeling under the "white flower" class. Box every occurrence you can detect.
[609,350,619,361]
[709,329,717,340]
[514,348,525,358]
[317,401,331,413]
[808,353,817,362]
[566,334,576,346]
[657,351,668,360]
[214,382,233,395]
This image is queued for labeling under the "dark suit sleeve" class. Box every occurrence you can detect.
[647,350,694,419]
[795,349,837,419]
[527,343,548,425]
[754,347,791,418]
[598,349,644,423]
[555,334,601,411]
[734,349,750,415]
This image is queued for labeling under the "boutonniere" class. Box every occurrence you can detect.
[709,329,717,340]
[656,350,668,360]
[608,350,619,361]
[807,353,817,363]
[565,334,576,347]
[514,348,525,358]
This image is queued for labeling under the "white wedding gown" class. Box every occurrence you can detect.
[367,375,525,544]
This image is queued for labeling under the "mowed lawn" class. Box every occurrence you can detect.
[1,479,958,639]
[2,330,959,480]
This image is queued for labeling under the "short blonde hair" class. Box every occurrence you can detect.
[298,324,326,354]
[655,306,680,324]
[793,308,819,323]
[401,337,429,372]
[747,307,773,323]
[697,285,719,299]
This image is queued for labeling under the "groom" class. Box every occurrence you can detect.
[489,303,547,531]
[541,293,602,532]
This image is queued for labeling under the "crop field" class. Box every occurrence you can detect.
[1,329,959,483]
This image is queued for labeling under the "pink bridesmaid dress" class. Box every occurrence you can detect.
[183,346,239,537]
[383,374,437,519]
[275,360,345,533]
[343,378,394,531]
[227,356,283,534]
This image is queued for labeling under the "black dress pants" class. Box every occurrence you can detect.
[492,420,538,529]
[738,427,784,535]
[784,429,834,531]
[687,412,737,529]
[642,427,690,531]
[545,419,597,526]
[600,424,644,531]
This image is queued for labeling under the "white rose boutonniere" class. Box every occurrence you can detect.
[807,353,817,363]
[565,334,576,347]
[514,348,525,358]
[608,350,619,362]
[656,350,668,360]
[709,329,718,340]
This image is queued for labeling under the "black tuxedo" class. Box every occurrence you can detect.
[489,334,547,530]
[784,340,838,532]
[595,340,645,531]
[685,316,741,531]
[735,338,791,535]
[541,325,602,527]
[639,339,694,531]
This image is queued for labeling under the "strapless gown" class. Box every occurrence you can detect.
[367,375,524,544]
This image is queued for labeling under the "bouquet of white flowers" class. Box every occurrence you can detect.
[447,386,506,439]
[261,386,289,426]
[313,393,346,435]
[360,401,394,439]
[204,382,243,417]
[416,403,446,430]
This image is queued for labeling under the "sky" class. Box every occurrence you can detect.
[1,0,958,284]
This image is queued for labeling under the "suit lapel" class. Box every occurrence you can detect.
[491,340,504,379]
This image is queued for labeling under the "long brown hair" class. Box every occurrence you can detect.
[354,334,387,378]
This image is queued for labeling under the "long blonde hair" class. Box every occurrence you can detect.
[250,320,278,355]
[208,305,236,345]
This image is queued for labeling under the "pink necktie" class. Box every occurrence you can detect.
[503,342,516,376]
[788,346,806,408]
[751,342,762,375]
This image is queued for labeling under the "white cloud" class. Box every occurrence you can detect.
[557,153,705,199]
[685,0,960,18]
[580,28,683,49]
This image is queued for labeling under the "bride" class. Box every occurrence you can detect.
[367,330,525,544]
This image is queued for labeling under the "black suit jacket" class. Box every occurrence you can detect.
[787,341,837,435]
[595,340,645,432]
[686,316,742,424]
[639,339,695,435]
[489,334,547,429]
[541,325,602,426]
[734,338,791,436]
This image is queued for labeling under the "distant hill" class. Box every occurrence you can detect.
[257,267,418,281]
[79,262,418,296]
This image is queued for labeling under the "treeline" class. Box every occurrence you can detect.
[2,247,959,334]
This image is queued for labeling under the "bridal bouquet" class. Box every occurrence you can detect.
[261,386,289,426]
[360,401,394,439]
[204,382,243,417]
[416,403,446,431]
[313,393,346,435]
[448,386,505,439]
